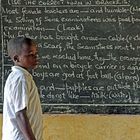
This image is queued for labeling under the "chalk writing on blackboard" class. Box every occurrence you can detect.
[1,0,140,114]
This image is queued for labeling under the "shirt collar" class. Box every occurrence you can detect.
[12,66,31,76]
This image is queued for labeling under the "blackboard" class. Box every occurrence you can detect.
[1,0,140,114]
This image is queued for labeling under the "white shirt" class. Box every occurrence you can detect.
[2,66,43,140]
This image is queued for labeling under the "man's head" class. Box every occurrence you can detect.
[7,37,38,69]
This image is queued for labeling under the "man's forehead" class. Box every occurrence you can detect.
[22,43,37,51]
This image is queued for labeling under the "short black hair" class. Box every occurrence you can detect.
[7,37,35,59]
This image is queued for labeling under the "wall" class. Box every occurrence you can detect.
[0,114,140,140]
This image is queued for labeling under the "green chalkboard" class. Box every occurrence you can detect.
[1,0,140,114]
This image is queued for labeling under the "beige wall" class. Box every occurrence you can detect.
[0,114,140,140]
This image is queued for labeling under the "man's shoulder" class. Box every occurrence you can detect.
[6,70,28,84]
[11,70,25,79]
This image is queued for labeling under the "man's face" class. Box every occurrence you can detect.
[17,43,38,69]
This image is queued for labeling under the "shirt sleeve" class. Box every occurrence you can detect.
[12,76,29,113]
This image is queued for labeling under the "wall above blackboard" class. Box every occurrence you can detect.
[1,0,140,114]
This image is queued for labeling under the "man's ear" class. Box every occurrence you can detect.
[13,55,19,62]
